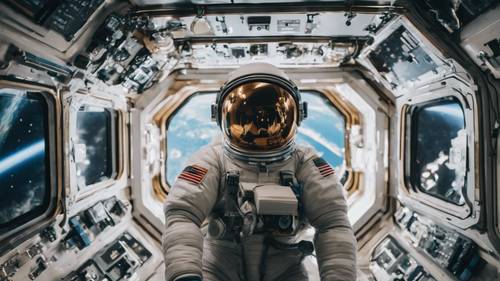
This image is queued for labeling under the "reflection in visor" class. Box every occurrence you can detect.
[221,82,297,151]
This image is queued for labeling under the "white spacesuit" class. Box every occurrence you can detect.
[163,63,357,281]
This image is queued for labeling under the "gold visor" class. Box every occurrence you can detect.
[221,81,298,151]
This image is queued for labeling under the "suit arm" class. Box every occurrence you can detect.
[296,148,357,281]
[163,145,221,281]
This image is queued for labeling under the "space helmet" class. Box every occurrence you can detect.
[211,63,308,164]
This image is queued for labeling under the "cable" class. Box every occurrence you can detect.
[258,236,270,281]
[486,74,500,120]
[239,241,248,281]
[484,74,500,154]
[487,74,500,113]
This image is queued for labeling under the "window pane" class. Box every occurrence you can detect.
[76,106,116,186]
[411,97,466,205]
[0,89,49,227]
[165,91,347,186]
[166,94,219,185]
[296,91,346,173]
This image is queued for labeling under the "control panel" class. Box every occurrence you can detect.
[0,194,161,281]
[63,197,127,250]
[370,235,437,281]
[63,232,152,281]
[73,13,175,93]
[0,241,54,281]
[367,25,438,88]
[0,9,398,95]
[4,0,105,41]
[185,41,356,68]
[394,207,485,281]
[45,0,105,41]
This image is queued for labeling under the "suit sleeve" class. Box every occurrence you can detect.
[296,148,357,281]
[162,145,221,281]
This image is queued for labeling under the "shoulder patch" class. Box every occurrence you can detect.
[178,165,208,184]
[313,157,335,178]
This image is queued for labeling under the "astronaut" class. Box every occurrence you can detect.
[162,63,357,281]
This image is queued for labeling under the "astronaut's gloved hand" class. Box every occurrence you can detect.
[175,276,202,281]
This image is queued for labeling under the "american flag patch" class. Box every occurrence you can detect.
[313,157,335,177]
[178,165,208,184]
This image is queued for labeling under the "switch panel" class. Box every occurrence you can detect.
[370,235,437,281]
[395,207,485,281]
[63,232,152,281]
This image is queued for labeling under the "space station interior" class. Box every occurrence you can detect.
[1,0,500,280]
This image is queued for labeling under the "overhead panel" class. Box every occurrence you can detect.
[0,0,112,55]
[357,18,455,95]
[130,0,395,5]
[3,0,105,41]
[151,12,382,38]
[231,0,394,3]
[367,26,437,87]
[148,11,386,68]
[131,0,231,5]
